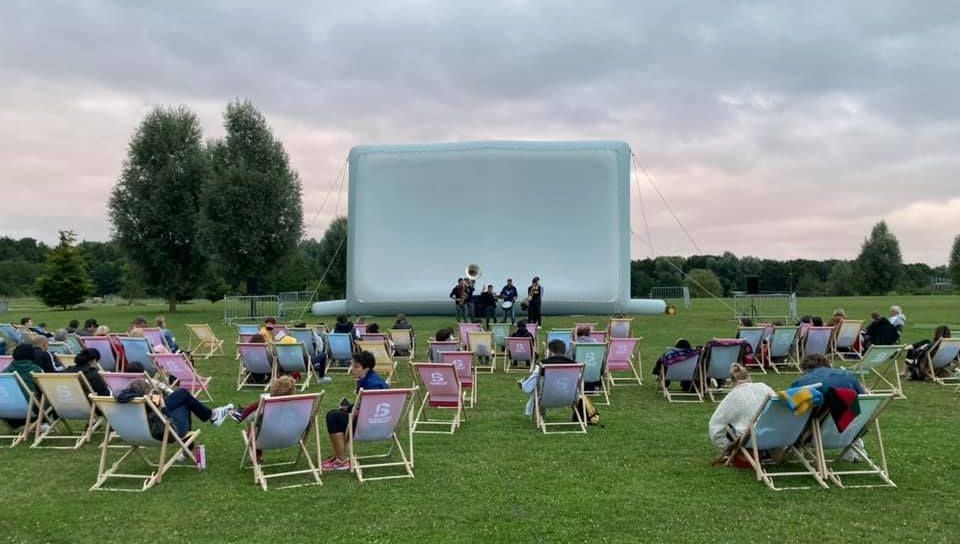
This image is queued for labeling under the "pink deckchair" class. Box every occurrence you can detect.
[606,337,643,386]
[505,336,535,373]
[411,363,463,434]
[81,336,118,372]
[100,372,147,395]
[457,323,483,350]
[589,330,608,343]
[152,353,213,402]
[348,388,417,483]
[354,323,368,337]
[141,328,168,351]
[440,351,477,408]
[0,356,12,372]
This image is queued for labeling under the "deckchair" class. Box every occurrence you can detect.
[606,337,642,386]
[89,395,200,492]
[457,323,482,350]
[119,336,155,375]
[387,329,414,360]
[546,329,574,356]
[185,324,225,359]
[141,328,169,351]
[831,320,864,361]
[356,340,397,384]
[428,340,459,363]
[719,391,827,490]
[659,349,703,402]
[48,341,71,355]
[440,351,477,408]
[608,317,633,339]
[924,338,960,385]
[360,333,389,344]
[152,353,214,401]
[0,356,12,372]
[101,372,147,395]
[236,343,275,391]
[348,387,417,482]
[0,373,39,447]
[817,393,895,488]
[849,345,906,399]
[65,334,85,355]
[31,372,102,449]
[274,342,315,391]
[235,324,260,358]
[534,363,586,434]
[326,333,355,371]
[81,336,118,372]
[240,392,324,491]
[354,322,368,337]
[58,354,76,368]
[466,330,496,373]
[702,340,746,403]
[489,323,511,354]
[736,326,767,374]
[573,342,609,405]
[288,328,320,356]
[767,326,801,373]
[525,324,540,352]
[411,363,463,434]
[574,322,597,333]
[0,323,23,346]
[505,336,535,373]
[801,327,833,359]
[589,331,608,343]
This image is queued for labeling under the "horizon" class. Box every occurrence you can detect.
[2,2,958,265]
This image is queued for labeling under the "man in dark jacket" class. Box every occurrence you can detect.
[32,336,64,373]
[865,313,900,347]
[1,344,42,428]
[68,348,110,397]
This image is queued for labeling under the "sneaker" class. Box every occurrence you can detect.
[709,378,719,389]
[40,423,51,434]
[210,403,235,428]
[322,457,343,471]
[332,458,352,471]
[230,410,243,423]
[318,376,333,384]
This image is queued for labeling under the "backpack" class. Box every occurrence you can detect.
[572,396,602,426]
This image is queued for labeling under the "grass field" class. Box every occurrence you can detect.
[1,296,958,543]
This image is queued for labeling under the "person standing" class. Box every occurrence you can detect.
[449,279,467,323]
[478,285,498,328]
[465,279,477,322]
[527,276,543,326]
[499,279,518,324]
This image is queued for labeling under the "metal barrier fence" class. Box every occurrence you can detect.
[223,291,316,323]
[649,286,691,309]
[278,291,315,321]
[733,293,797,323]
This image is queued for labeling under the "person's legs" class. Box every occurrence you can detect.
[311,352,327,378]
[164,388,232,427]
[323,409,351,469]
[455,305,465,323]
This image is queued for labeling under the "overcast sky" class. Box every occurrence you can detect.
[2,1,958,264]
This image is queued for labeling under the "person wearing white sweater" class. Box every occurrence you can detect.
[707,364,774,450]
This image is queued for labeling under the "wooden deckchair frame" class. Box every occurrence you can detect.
[504,336,535,374]
[606,337,643,387]
[850,345,906,399]
[31,372,102,449]
[534,364,587,434]
[240,392,324,491]
[766,326,801,374]
[348,388,417,483]
[0,373,40,448]
[387,328,415,361]
[185,324,225,359]
[236,343,276,391]
[153,353,215,402]
[831,320,865,361]
[816,394,895,489]
[355,340,397,384]
[411,363,464,434]
[924,338,960,386]
[659,351,704,403]
[274,342,316,391]
[89,396,200,492]
[467,330,497,373]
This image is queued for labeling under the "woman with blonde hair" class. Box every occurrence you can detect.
[231,375,298,422]
[707,364,775,451]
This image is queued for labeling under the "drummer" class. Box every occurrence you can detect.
[477,284,498,328]
[499,278,518,324]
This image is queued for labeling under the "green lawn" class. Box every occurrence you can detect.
[1,296,958,543]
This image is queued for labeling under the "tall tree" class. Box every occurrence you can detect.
[826,261,857,296]
[34,231,93,309]
[307,217,348,298]
[202,99,303,291]
[684,268,723,298]
[109,106,208,311]
[854,221,903,295]
[950,234,960,289]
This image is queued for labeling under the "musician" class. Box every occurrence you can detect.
[465,279,477,322]
[499,279,518,324]
[449,278,467,323]
[477,284,498,328]
[527,276,543,325]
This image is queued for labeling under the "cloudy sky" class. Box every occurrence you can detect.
[2,1,958,264]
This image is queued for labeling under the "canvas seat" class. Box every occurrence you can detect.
[234,324,260,358]
[831,320,864,361]
[326,333,355,372]
[119,336,155,374]
[0,356,12,372]
[439,351,477,408]
[573,342,609,405]
[348,388,417,482]
[65,334,85,355]
[288,328,321,356]
[659,350,703,403]
[505,337,535,373]
[355,341,396,384]
[606,337,642,386]
[456,323,482,350]
[767,326,801,373]
[89,396,201,492]
[534,363,586,434]
[47,341,71,355]
[240,392,324,491]
[736,326,767,374]
[817,393,895,488]
[31,372,102,449]
[608,318,632,339]
[141,328,169,351]
[466,330,496,373]
[849,345,906,399]
[701,340,746,402]
[185,324,225,359]
[411,363,463,434]
[101,372,147,395]
[81,336,119,372]
[0,373,39,447]
[489,323,511,354]
[152,353,214,401]
[546,329,574,356]
[237,343,275,390]
[924,338,960,386]
[801,327,833,359]
[274,342,315,391]
[589,331,608,343]
[388,328,415,360]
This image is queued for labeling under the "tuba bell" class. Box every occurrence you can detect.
[465,263,482,281]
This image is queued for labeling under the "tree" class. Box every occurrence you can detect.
[34,231,93,309]
[307,217,348,298]
[108,106,208,311]
[827,261,857,296]
[119,262,146,304]
[684,268,723,298]
[795,272,823,297]
[854,221,903,294]
[950,234,960,289]
[202,99,303,290]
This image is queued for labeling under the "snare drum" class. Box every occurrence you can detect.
[501,300,513,309]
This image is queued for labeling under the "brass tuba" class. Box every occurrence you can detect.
[465,263,482,281]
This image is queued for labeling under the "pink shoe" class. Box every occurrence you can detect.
[332,459,352,471]
[321,457,340,471]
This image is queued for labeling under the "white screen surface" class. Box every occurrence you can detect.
[345,141,632,315]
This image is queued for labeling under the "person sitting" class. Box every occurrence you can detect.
[155,316,180,352]
[708,363,775,451]
[231,375,297,423]
[94,325,111,336]
[68,348,110,396]
[520,339,573,416]
[391,314,415,354]
[132,326,170,354]
[791,354,864,393]
[245,333,273,384]
[66,320,80,335]
[512,320,533,339]
[428,328,454,362]
[77,318,99,337]
[277,332,332,384]
[32,336,65,373]
[811,316,824,327]
[259,317,280,343]
[905,325,952,381]
[653,339,700,392]
[35,322,53,338]
[1,344,43,429]
[333,314,355,336]
[567,326,597,358]
[130,316,148,332]
[53,329,68,343]
[739,318,754,327]
[321,351,388,472]
[888,305,906,332]
[864,312,899,348]
[116,376,234,438]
